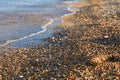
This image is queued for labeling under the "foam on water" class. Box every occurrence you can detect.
[0,19,54,47]
[0,0,82,47]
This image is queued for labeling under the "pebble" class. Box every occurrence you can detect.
[0,75,2,80]
[104,36,109,38]
[19,75,23,78]
[0,0,120,79]
[35,59,39,62]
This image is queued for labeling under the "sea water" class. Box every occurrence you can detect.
[0,0,81,48]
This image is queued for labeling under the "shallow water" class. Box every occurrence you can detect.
[0,0,71,14]
[0,0,82,48]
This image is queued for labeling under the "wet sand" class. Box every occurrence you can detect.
[0,0,120,79]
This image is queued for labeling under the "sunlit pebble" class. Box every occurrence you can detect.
[19,75,23,78]
[85,77,88,80]
[36,59,39,61]
[0,75,2,80]
[52,37,55,40]
[5,53,9,56]
[104,36,109,38]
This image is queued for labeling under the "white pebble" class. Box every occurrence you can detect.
[104,36,109,38]
[19,75,23,78]
[36,59,39,61]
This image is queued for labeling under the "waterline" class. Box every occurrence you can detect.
[0,19,54,47]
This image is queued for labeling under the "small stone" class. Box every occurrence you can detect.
[35,59,39,61]
[91,55,108,63]
[104,36,109,38]
[52,37,55,40]
[0,75,2,80]
[85,77,88,80]
[19,75,23,78]
[0,64,2,68]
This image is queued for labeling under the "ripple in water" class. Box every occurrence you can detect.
[0,0,80,47]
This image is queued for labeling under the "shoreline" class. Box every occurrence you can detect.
[0,18,54,47]
[0,0,120,79]
[0,1,78,53]
[0,0,76,50]
[0,14,51,48]
[0,1,72,48]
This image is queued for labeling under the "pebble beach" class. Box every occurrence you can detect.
[0,0,120,79]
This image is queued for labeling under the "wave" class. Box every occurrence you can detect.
[63,1,73,4]
[61,1,76,23]
[0,18,54,47]
[0,1,75,47]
